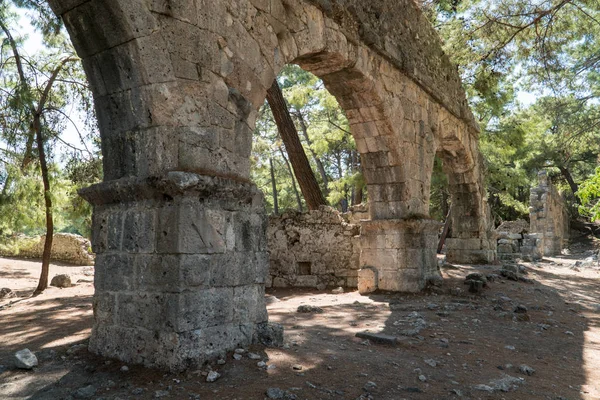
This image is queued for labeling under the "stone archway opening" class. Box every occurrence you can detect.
[251,64,362,215]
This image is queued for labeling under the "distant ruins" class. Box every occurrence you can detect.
[496,171,569,261]
[48,0,496,370]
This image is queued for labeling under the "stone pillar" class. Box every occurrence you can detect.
[358,219,441,293]
[529,171,569,256]
[444,173,497,264]
[80,172,271,371]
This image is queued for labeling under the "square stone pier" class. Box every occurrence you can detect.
[358,219,442,293]
[80,172,275,371]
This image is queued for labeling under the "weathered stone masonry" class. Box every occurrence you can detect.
[530,171,569,256]
[495,172,569,261]
[48,0,496,370]
[267,208,360,288]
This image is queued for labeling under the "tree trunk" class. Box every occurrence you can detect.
[279,147,303,211]
[559,165,579,201]
[352,152,364,205]
[266,80,327,210]
[437,207,452,254]
[33,114,53,296]
[294,110,329,196]
[269,157,279,215]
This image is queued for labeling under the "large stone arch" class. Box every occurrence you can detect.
[47,0,496,370]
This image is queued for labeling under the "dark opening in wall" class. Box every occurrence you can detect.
[298,261,312,276]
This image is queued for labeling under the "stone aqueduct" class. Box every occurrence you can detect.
[47,0,497,370]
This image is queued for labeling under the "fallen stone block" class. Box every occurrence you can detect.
[355,331,398,345]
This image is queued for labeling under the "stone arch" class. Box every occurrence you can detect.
[47,0,496,370]
[436,112,496,264]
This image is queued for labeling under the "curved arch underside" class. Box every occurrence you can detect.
[48,0,496,370]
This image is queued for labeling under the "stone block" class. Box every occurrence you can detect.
[377,269,425,292]
[294,275,319,287]
[233,285,268,323]
[166,288,234,332]
[355,331,398,345]
[272,277,288,288]
[94,253,135,291]
[116,292,169,331]
[358,267,378,294]
[122,210,156,253]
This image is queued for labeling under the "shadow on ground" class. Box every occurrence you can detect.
[2,261,599,399]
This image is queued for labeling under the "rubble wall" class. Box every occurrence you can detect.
[267,208,360,288]
[0,233,95,265]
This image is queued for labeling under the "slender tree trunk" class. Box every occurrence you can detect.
[441,190,450,219]
[266,80,327,210]
[559,165,580,201]
[269,157,279,215]
[294,110,329,196]
[438,207,452,254]
[33,114,53,296]
[352,152,365,205]
[279,147,303,211]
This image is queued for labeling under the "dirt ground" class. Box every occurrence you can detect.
[1,240,600,400]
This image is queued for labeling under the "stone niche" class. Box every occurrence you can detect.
[267,207,360,289]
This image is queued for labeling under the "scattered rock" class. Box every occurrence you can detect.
[332,286,344,294]
[234,348,246,354]
[206,370,220,382]
[66,343,87,355]
[50,274,72,288]
[217,359,226,365]
[266,387,285,399]
[131,388,144,395]
[248,353,261,360]
[255,322,284,347]
[363,381,377,392]
[0,288,15,299]
[14,349,38,369]
[424,359,438,367]
[120,365,129,372]
[514,305,528,313]
[233,353,243,361]
[292,364,303,371]
[154,390,169,398]
[501,270,519,281]
[257,361,267,368]
[297,305,324,313]
[418,374,427,382]
[73,385,96,399]
[519,365,535,376]
[474,374,524,393]
[465,273,487,285]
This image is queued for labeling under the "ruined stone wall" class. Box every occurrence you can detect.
[495,220,542,262]
[530,172,569,256]
[267,208,360,288]
[0,233,95,265]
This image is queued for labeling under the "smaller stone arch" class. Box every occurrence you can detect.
[436,113,496,264]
